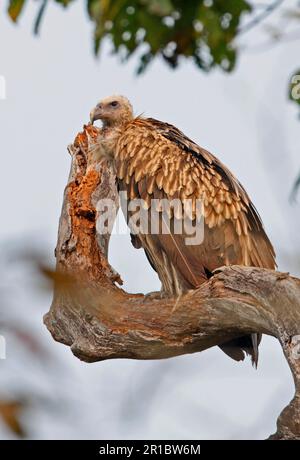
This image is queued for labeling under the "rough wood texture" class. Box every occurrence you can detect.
[44,126,300,440]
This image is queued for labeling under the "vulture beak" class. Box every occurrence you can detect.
[90,104,103,124]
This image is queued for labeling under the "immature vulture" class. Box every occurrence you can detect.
[90,95,276,365]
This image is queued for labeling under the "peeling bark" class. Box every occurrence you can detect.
[44,126,300,440]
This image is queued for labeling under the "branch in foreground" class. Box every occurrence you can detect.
[44,126,300,440]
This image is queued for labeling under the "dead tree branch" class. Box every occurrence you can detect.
[44,126,300,440]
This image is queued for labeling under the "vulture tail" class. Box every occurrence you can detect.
[219,333,261,368]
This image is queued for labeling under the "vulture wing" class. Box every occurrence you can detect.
[115,117,276,282]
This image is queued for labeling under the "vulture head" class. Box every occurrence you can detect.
[90,95,133,127]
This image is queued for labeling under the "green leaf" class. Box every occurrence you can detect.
[54,0,74,6]
[7,0,27,22]
[289,70,300,107]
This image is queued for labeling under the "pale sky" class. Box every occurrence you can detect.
[0,0,299,440]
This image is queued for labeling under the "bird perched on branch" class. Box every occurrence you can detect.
[90,95,276,366]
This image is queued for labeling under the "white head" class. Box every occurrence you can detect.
[90,95,133,127]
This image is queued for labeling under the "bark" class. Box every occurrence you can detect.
[44,126,300,440]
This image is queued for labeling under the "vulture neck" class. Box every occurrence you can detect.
[102,114,133,129]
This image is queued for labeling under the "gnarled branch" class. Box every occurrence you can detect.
[44,126,300,440]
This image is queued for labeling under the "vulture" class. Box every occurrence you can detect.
[90,95,276,366]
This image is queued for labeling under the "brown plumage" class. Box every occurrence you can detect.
[90,95,276,366]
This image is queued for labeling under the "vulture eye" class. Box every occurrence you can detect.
[110,101,119,107]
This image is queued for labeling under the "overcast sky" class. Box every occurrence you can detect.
[0,0,299,440]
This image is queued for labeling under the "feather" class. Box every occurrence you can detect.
[106,108,277,366]
[160,213,206,288]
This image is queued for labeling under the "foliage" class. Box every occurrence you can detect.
[7,0,27,22]
[7,0,252,74]
[289,69,300,113]
[289,70,300,199]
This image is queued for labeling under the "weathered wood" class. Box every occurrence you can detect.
[44,126,300,440]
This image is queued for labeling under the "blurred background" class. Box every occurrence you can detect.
[0,0,299,440]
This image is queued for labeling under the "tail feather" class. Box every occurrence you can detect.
[219,333,261,367]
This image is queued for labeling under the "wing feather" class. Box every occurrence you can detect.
[115,117,276,288]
